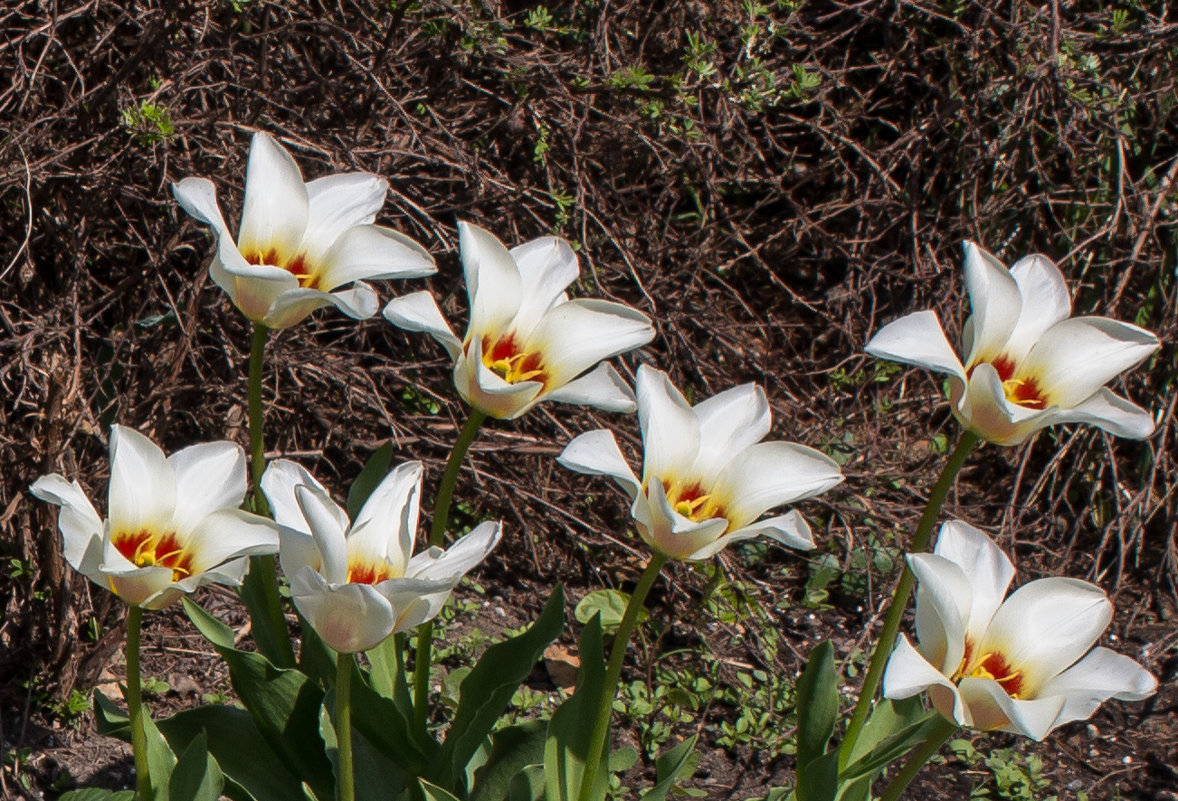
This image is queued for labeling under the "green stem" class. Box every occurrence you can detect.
[248,323,270,516]
[336,652,355,801]
[577,552,669,801]
[412,409,487,737]
[877,717,958,801]
[126,606,153,801]
[839,429,978,767]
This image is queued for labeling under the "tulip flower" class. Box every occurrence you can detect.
[261,459,500,653]
[883,520,1157,740]
[865,242,1159,445]
[173,132,436,329]
[558,365,844,561]
[383,222,655,419]
[30,426,280,610]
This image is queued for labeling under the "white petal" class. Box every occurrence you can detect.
[107,427,176,538]
[30,475,105,581]
[1045,388,1156,439]
[348,462,423,573]
[957,678,1066,740]
[298,173,388,265]
[378,576,464,633]
[643,480,727,561]
[883,634,968,727]
[405,520,501,581]
[316,225,436,291]
[1020,317,1159,408]
[933,521,1015,638]
[261,460,343,535]
[981,578,1112,696]
[908,553,971,675]
[183,509,279,574]
[290,568,396,653]
[260,288,345,329]
[542,363,637,413]
[383,291,462,358]
[864,310,966,381]
[168,442,247,538]
[691,384,770,478]
[636,366,700,483]
[961,241,1022,366]
[956,363,1051,446]
[296,485,350,585]
[557,429,642,500]
[690,510,813,560]
[1005,255,1071,361]
[277,526,322,578]
[237,133,309,264]
[459,222,522,339]
[219,262,299,325]
[1036,647,1157,728]
[713,442,843,529]
[103,564,178,609]
[458,340,543,419]
[509,236,579,330]
[172,177,232,239]
[527,299,654,387]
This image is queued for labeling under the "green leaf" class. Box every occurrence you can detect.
[574,590,645,631]
[239,554,296,668]
[545,614,607,801]
[429,585,566,789]
[365,633,415,721]
[58,790,136,801]
[168,730,225,801]
[840,700,940,786]
[795,640,838,801]
[841,696,925,768]
[140,703,178,800]
[322,682,420,799]
[419,779,465,801]
[508,765,546,801]
[348,440,394,520]
[471,721,548,801]
[641,736,700,801]
[348,656,436,772]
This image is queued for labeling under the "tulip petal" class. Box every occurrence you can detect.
[1044,387,1155,440]
[104,563,178,609]
[299,173,388,265]
[714,442,843,530]
[406,520,501,581]
[637,366,700,484]
[908,553,971,675]
[260,288,350,329]
[933,520,1015,638]
[1021,317,1160,408]
[459,222,522,339]
[1005,255,1071,361]
[558,429,642,500]
[261,460,346,535]
[108,426,176,539]
[528,299,654,387]
[169,441,247,538]
[956,677,1066,740]
[692,510,813,560]
[383,291,462,358]
[981,578,1112,696]
[295,485,350,585]
[865,310,966,381]
[290,567,396,653]
[460,338,544,419]
[278,526,322,578]
[183,509,279,575]
[961,241,1022,366]
[542,363,637,414]
[317,225,436,291]
[884,634,968,727]
[379,576,465,633]
[172,177,232,239]
[691,384,771,480]
[956,362,1050,445]
[237,133,309,264]
[1036,646,1157,728]
[644,479,728,560]
[510,236,579,331]
[349,462,422,573]
[30,475,105,581]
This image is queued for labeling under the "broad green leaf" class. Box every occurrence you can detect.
[348,659,435,773]
[347,440,394,519]
[574,590,645,630]
[508,765,546,801]
[841,697,926,767]
[419,779,464,801]
[641,736,701,801]
[168,730,225,801]
[297,613,339,685]
[239,555,296,668]
[795,640,838,801]
[470,721,547,801]
[841,709,941,785]
[365,633,415,721]
[544,614,607,801]
[322,686,417,800]
[798,751,839,801]
[58,792,135,801]
[429,585,565,789]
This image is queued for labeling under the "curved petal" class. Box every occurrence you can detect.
[908,552,971,675]
[957,677,1066,740]
[260,287,348,329]
[713,441,844,530]
[557,429,642,500]
[290,568,396,653]
[237,133,309,264]
[864,310,966,381]
[542,363,637,414]
[1036,647,1157,728]
[299,172,388,265]
[636,366,700,484]
[457,340,543,419]
[691,383,770,479]
[172,177,232,240]
[103,563,178,609]
[316,225,436,291]
[527,299,654,387]
[1005,254,1071,361]
[348,461,423,573]
[107,426,176,539]
[169,441,247,538]
[933,521,1015,638]
[1044,388,1155,440]
[643,480,728,561]
[261,460,345,535]
[30,475,105,581]
[277,525,322,578]
[183,509,279,575]
[378,576,465,633]
[1021,317,1159,408]
[405,520,501,581]
[295,485,350,585]
[509,236,579,330]
[961,241,1021,366]
[691,510,813,560]
[459,222,522,339]
[883,634,968,727]
[383,291,462,358]
[956,363,1052,445]
[981,577,1112,696]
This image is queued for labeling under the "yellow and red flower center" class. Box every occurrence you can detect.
[474,333,548,387]
[952,640,1025,698]
[661,480,726,523]
[967,355,1047,410]
[346,561,393,585]
[112,530,194,582]
[242,248,320,290]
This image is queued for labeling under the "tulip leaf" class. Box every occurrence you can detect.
[336,664,432,782]
[168,730,225,801]
[544,613,607,801]
[574,589,646,631]
[57,792,136,801]
[365,633,416,723]
[508,765,546,801]
[183,599,335,801]
[347,440,394,520]
[319,701,414,801]
[429,585,566,790]
[419,780,464,801]
[640,736,700,801]
[795,640,838,801]
[469,720,548,801]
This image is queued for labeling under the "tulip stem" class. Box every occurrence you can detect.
[839,429,978,768]
[412,408,487,737]
[125,606,153,801]
[877,717,958,801]
[577,552,668,801]
[335,652,356,801]
[241,322,296,668]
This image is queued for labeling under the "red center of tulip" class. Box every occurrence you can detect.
[243,248,320,289]
[475,333,548,387]
[346,561,392,585]
[113,530,194,582]
[953,640,1025,698]
[661,480,726,523]
[968,355,1047,410]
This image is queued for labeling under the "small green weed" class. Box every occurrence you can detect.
[120,100,175,146]
[949,739,1059,800]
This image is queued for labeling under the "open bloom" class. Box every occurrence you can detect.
[884,521,1157,740]
[261,459,500,653]
[30,427,279,610]
[865,242,1159,445]
[173,132,436,329]
[383,222,655,419]
[558,366,844,561]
